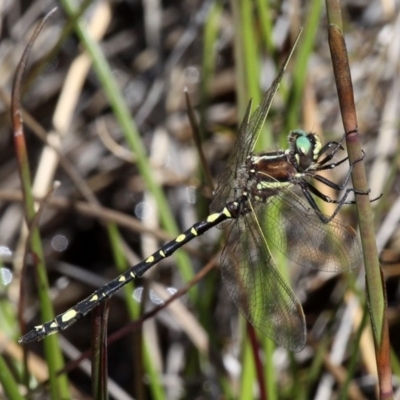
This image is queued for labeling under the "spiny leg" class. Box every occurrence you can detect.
[298,183,363,223]
[313,154,349,172]
[316,129,360,167]
[299,151,371,223]
[317,141,345,165]
[310,150,367,191]
[300,175,380,224]
[314,146,366,173]
[312,140,381,204]
[316,133,346,165]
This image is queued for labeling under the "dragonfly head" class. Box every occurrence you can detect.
[287,130,321,171]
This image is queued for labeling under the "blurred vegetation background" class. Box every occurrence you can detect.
[0,0,399,399]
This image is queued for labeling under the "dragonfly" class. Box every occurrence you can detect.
[19,34,364,352]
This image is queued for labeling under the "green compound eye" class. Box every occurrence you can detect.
[296,135,312,156]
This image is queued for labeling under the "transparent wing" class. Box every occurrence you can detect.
[210,72,285,212]
[210,101,253,212]
[220,209,306,352]
[211,32,302,212]
[257,187,362,272]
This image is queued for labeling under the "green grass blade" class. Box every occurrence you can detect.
[107,224,166,399]
[0,355,25,400]
[60,0,196,291]
[12,11,70,398]
[283,0,322,137]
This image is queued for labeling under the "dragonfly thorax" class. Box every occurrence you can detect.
[244,130,322,203]
[246,152,295,203]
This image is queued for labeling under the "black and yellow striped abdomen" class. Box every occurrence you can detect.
[18,205,236,343]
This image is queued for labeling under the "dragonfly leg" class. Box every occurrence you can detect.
[316,133,346,165]
[315,129,362,169]
[314,145,366,172]
[298,149,372,223]
[299,183,364,223]
[310,151,367,191]
[317,142,344,165]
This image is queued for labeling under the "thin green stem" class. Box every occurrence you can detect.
[60,0,196,291]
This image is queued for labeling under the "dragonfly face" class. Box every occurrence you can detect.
[287,130,322,172]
